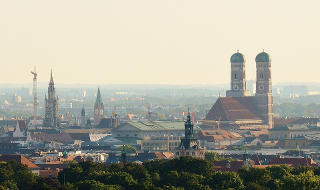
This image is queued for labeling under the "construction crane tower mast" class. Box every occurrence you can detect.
[31,67,38,125]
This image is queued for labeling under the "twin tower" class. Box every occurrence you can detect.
[226,51,272,97]
[226,50,273,128]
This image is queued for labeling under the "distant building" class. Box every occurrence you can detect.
[44,71,59,128]
[94,88,104,125]
[13,120,27,138]
[269,118,320,140]
[112,121,198,139]
[138,136,181,152]
[0,154,40,175]
[80,106,86,128]
[176,112,205,158]
[204,51,273,129]
[197,129,243,149]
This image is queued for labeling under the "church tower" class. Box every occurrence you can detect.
[226,51,250,97]
[254,51,273,128]
[80,106,86,128]
[44,70,59,128]
[94,88,104,125]
[176,111,205,158]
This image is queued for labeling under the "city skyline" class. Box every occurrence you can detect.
[1,0,320,85]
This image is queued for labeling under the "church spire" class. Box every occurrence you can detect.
[185,111,194,139]
[49,69,54,85]
[96,88,102,106]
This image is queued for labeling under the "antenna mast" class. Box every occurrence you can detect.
[30,67,38,125]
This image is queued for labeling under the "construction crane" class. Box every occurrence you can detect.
[30,67,38,125]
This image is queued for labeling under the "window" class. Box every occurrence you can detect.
[259,73,264,79]
[234,73,237,79]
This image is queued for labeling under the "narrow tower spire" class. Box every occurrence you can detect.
[50,69,54,84]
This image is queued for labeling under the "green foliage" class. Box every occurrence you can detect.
[4,156,320,190]
[77,180,122,190]
[205,152,233,162]
[207,171,244,190]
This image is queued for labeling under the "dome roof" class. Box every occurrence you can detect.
[255,51,271,62]
[230,52,245,63]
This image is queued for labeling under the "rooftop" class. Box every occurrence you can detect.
[205,97,262,121]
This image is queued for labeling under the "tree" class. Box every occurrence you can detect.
[282,171,320,190]
[77,180,121,190]
[238,167,271,187]
[207,171,244,190]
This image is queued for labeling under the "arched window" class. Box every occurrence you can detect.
[234,73,237,79]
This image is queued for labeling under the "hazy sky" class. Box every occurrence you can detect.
[0,0,319,85]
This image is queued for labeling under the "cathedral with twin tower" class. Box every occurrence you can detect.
[205,51,273,129]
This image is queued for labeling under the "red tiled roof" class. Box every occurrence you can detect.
[197,130,241,142]
[0,154,39,169]
[154,152,174,160]
[205,97,262,121]
[268,157,316,167]
[213,160,251,172]
[274,118,319,127]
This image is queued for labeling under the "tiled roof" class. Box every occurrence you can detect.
[197,129,241,142]
[205,97,262,121]
[274,118,319,127]
[30,133,73,143]
[154,152,174,159]
[0,154,39,169]
[124,121,187,131]
[213,160,254,172]
[268,157,316,167]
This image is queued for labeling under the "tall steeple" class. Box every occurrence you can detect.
[44,70,59,128]
[94,88,104,125]
[50,69,54,85]
[80,106,86,128]
[184,112,194,140]
[96,88,102,106]
[176,110,205,158]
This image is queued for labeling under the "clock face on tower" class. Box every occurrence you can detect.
[233,85,239,90]
[259,85,264,90]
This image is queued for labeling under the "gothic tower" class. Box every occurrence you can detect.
[44,70,59,128]
[176,111,205,158]
[94,88,104,125]
[254,51,273,128]
[226,51,250,97]
[80,106,86,128]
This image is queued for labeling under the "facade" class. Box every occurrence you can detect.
[204,51,273,129]
[44,71,59,128]
[112,121,199,139]
[176,112,206,158]
[94,88,104,125]
[138,136,181,152]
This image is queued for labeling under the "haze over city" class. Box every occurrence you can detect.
[0,0,319,84]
